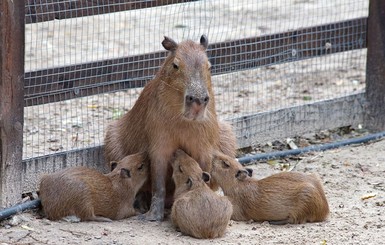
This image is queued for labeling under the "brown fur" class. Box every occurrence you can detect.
[39,153,148,222]
[104,35,236,221]
[133,121,237,214]
[171,149,232,239]
[211,152,330,224]
[218,121,237,158]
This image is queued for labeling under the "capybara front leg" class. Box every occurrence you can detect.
[140,158,167,221]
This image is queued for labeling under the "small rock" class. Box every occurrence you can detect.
[41,218,52,225]
[49,145,63,151]
[47,138,59,143]
[7,230,29,241]
[62,215,81,223]
[331,164,339,169]
[9,216,23,226]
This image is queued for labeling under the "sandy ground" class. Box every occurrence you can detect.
[2,137,384,244]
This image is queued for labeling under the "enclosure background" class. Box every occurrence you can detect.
[23,0,369,160]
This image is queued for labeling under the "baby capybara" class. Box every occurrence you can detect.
[104,35,237,221]
[211,152,330,224]
[39,152,148,221]
[171,149,232,239]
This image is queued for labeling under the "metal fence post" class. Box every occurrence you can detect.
[365,0,385,131]
[0,0,25,208]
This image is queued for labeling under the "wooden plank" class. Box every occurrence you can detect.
[24,17,367,107]
[25,0,198,24]
[232,93,366,148]
[21,93,366,193]
[0,0,25,208]
[22,146,105,194]
[364,0,385,131]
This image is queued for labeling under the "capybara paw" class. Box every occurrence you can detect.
[136,210,164,222]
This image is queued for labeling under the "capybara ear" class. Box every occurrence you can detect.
[236,169,249,181]
[120,168,131,178]
[246,168,253,177]
[162,36,178,51]
[186,177,193,189]
[110,161,118,171]
[202,172,211,183]
[200,35,208,49]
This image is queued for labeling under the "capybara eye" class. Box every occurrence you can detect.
[186,177,193,188]
[110,161,118,171]
[222,160,230,168]
[173,62,179,70]
[138,163,144,170]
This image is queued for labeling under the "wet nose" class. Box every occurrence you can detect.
[236,169,249,178]
[245,168,253,177]
[185,95,210,106]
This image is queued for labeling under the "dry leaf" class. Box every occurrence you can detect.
[21,225,34,231]
[361,193,377,200]
[267,160,279,166]
[286,138,298,149]
[87,104,99,109]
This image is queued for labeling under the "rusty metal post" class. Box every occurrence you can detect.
[0,0,25,208]
[365,0,385,131]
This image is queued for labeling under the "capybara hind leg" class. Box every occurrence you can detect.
[78,205,112,222]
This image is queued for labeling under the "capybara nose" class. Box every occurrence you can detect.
[203,95,210,105]
[185,95,210,106]
[236,169,249,178]
[245,168,253,177]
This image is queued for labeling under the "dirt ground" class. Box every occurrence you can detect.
[2,137,384,244]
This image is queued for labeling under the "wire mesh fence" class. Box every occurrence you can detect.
[23,0,369,160]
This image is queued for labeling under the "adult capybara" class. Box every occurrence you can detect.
[211,152,330,224]
[218,121,237,158]
[104,35,237,221]
[39,152,148,221]
[171,149,232,239]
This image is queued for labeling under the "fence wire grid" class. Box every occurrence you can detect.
[23,0,369,159]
